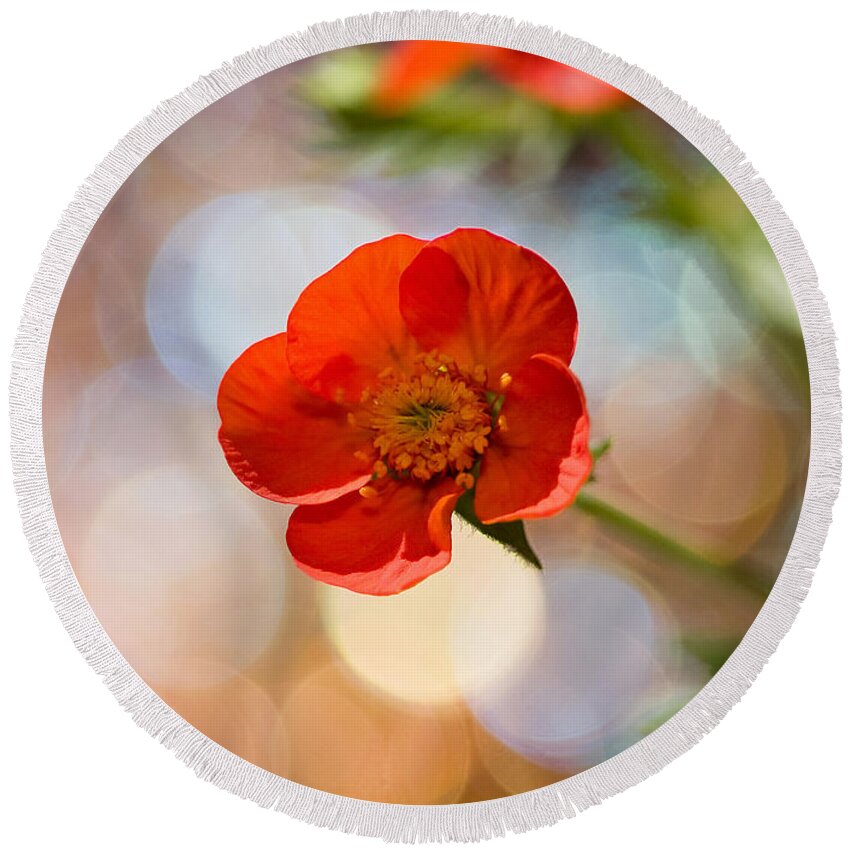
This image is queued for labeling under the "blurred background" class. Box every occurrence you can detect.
[43,42,809,804]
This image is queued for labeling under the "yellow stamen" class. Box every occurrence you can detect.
[353,351,494,484]
[456,472,475,490]
[359,485,379,499]
[499,372,513,391]
[497,414,508,432]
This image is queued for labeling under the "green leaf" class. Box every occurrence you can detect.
[453,490,542,569]
[588,437,613,482]
[591,437,613,461]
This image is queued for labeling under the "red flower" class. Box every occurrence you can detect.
[374,41,628,115]
[218,229,591,595]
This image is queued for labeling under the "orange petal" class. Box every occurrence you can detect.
[286,479,463,595]
[483,48,629,113]
[474,354,592,523]
[286,234,427,403]
[217,333,372,505]
[399,228,578,384]
[373,40,479,114]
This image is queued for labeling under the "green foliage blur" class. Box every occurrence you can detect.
[299,44,807,399]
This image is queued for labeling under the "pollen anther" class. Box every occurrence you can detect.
[455,472,475,490]
[354,351,494,484]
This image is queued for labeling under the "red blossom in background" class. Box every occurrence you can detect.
[218,229,591,595]
[374,41,629,115]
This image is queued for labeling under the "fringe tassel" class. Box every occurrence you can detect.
[8,10,841,843]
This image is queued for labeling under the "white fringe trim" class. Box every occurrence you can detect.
[8,9,841,843]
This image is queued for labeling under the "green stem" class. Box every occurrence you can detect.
[573,491,772,598]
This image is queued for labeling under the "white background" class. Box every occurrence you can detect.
[1,1,847,847]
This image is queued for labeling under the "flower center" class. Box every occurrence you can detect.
[351,351,495,489]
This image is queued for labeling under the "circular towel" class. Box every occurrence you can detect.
[9,11,839,842]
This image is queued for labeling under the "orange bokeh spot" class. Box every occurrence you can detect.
[373,41,629,115]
